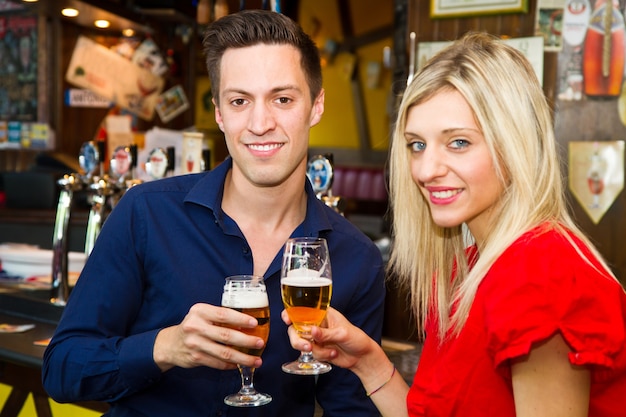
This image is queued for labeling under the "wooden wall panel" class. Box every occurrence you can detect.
[408,0,537,42]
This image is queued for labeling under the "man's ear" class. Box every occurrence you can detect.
[310,88,325,127]
[213,98,224,132]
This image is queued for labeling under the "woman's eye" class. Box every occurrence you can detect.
[450,139,469,149]
[408,141,426,152]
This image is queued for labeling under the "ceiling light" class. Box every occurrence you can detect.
[122,28,135,37]
[94,20,111,29]
[61,8,79,17]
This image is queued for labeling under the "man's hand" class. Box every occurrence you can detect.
[153,303,265,372]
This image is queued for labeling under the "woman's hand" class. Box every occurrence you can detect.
[283,307,410,417]
[282,307,383,373]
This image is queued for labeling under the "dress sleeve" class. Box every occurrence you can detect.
[482,229,626,370]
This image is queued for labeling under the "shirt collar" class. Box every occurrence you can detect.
[183,156,334,237]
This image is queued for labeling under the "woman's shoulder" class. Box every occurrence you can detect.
[498,223,603,272]
[481,222,619,312]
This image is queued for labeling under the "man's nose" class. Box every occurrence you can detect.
[248,102,277,135]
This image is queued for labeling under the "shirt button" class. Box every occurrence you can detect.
[243,246,249,254]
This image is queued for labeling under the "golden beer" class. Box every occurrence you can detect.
[222,289,270,357]
[226,306,270,356]
[281,277,332,335]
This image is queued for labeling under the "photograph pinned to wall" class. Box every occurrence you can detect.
[66,36,164,121]
[535,0,565,51]
[155,85,189,123]
[131,38,169,77]
[569,141,624,224]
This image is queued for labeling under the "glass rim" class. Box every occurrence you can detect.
[285,237,327,245]
[224,274,265,284]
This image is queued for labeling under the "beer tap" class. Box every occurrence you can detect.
[145,146,175,180]
[84,178,116,256]
[126,144,143,188]
[306,153,346,215]
[50,141,103,305]
[50,173,83,306]
[83,141,115,256]
[166,146,176,176]
[201,149,212,171]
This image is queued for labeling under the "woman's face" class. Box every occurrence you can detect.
[404,89,504,244]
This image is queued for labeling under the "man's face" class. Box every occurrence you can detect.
[214,43,324,189]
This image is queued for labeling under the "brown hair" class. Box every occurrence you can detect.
[202,9,322,104]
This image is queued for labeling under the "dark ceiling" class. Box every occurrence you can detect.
[21,0,299,34]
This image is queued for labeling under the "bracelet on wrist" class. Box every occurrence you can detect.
[366,365,396,397]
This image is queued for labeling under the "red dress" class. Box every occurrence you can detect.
[407,225,626,416]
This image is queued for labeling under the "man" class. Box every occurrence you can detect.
[42,9,385,417]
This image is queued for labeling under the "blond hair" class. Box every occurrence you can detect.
[388,32,616,339]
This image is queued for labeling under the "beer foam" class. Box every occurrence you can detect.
[281,276,332,287]
[222,291,269,308]
[286,268,325,277]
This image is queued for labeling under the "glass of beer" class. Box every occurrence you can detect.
[221,275,272,407]
[281,237,333,375]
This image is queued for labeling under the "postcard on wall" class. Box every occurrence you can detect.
[131,38,169,77]
[155,85,189,123]
[65,36,164,121]
[569,141,624,224]
[535,0,566,51]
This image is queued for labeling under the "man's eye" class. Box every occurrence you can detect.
[232,98,246,106]
[277,97,291,104]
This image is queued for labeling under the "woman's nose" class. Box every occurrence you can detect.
[413,148,447,183]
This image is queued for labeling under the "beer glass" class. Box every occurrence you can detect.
[221,275,272,407]
[281,237,333,375]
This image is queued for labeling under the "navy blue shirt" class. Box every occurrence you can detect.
[42,158,386,417]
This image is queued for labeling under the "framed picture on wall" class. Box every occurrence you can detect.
[431,0,528,18]
[0,11,39,123]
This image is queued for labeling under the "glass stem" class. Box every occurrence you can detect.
[299,350,315,363]
[238,365,256,394]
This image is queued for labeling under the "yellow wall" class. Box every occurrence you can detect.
[0,384,100,417]
[299,0,394,151]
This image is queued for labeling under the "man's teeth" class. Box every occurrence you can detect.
[249,143,282,151]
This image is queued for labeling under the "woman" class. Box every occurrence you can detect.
[283,32,626,416]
